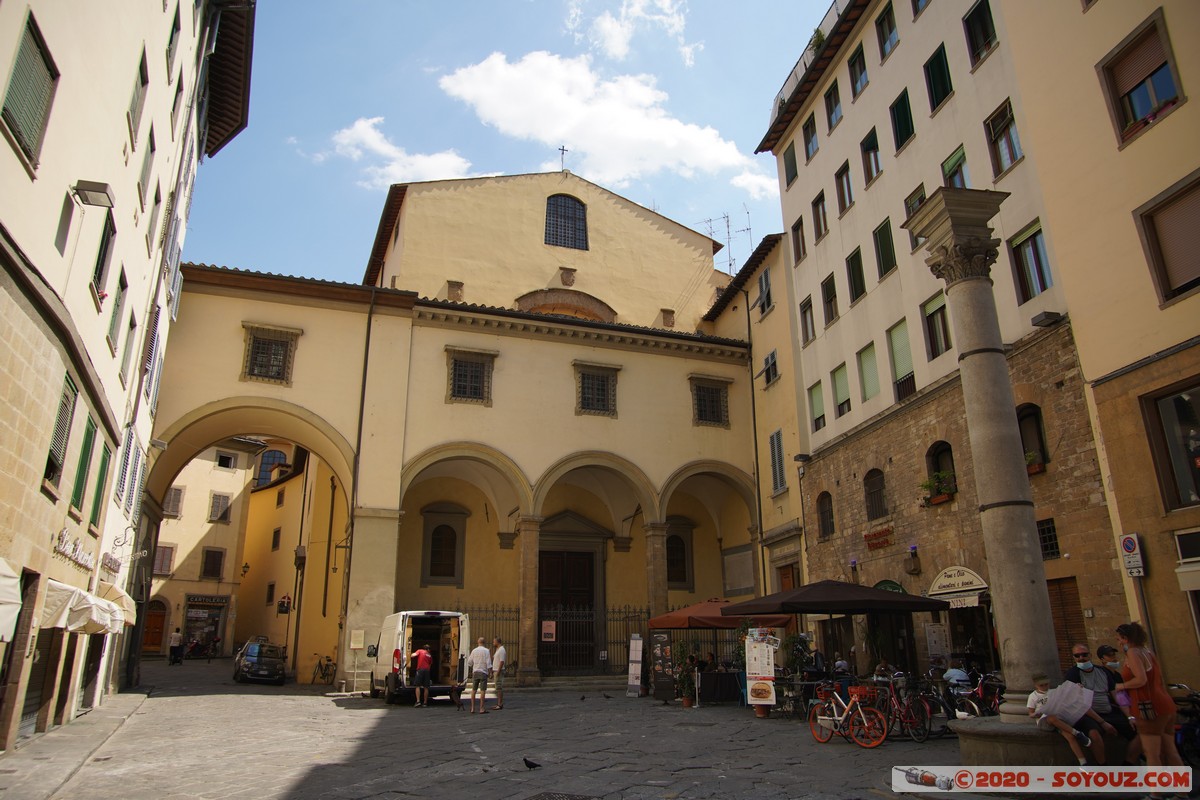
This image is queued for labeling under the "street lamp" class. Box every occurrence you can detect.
[241,562,250,578]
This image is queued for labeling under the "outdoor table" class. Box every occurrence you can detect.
[696,670,745,706]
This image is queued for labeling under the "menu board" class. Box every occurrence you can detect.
[745,639,777,706]
[650,631,676,702]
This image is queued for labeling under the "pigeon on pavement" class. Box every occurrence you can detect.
[523,758,541,770]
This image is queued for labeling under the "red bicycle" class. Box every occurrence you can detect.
[873,673,932,742]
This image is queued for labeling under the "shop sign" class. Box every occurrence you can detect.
[928,566,987,596]
[186,594,228,605]
[541,621,556,642]
[874,579,906,593]
[101,552,122,574]
[862,527,893,551]
[52,528,96,572]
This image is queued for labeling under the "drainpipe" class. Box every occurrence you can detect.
[741,289,768,595]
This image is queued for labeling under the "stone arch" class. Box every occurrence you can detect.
[400,442,533,521]
[659,460,755,518]
[533,451,659,530]
[514,288,617,322]
[147,396,356,506]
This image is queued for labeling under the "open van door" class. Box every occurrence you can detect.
[458,614,470,683]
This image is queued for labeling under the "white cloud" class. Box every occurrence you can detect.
[326,117,473,189]
[730,170,778,201]
[438,51,752,189]
[568,0,700,66]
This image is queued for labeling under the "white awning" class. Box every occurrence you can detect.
[98,580,137,627]
[0,558,22,643]
[41,579,121,634]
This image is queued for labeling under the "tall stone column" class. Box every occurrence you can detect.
[344,508,402,681]
[904,189,1059,721]
[644,523,670,617]
[516,515,543,687]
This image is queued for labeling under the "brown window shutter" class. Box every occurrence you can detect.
[1151,181,1200,293]
[1112,30,1166,97]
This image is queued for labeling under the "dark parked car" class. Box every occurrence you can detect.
[233,641,286,685]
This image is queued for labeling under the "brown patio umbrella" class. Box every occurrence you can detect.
[719,580,949,616]
[648,598,793,629]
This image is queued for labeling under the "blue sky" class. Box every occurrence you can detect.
[184,0,826,284]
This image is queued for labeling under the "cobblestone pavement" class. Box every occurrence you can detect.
[0,659,983,800]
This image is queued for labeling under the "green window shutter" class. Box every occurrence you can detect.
[833,366,850,405]
[859,343,879,401]
[923,293,946,316]
[889,319,913,379]
[89,445,111,527]
[808,382,825,420]
[45,375,78,485]
[2,19,56,161]
[70,417,97,508]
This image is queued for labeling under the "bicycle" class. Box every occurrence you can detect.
[915,668,956,739]
[808,682,889,748]
[875,673,932,742]
[312,653,337,684]
[1169,683,1200,770]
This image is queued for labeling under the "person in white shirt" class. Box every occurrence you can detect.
[490,637,507,711]
[467,638,491,714]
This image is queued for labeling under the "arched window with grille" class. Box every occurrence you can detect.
[256,449,287,486]
[1017,404,1048,467]
[817,492,835,540]
[925,441,957,496]
[864,469,888,520]
[545,194,589,250]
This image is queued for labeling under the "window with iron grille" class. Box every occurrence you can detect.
[768,430,786,493]
[964,0,998,66]
[924,44,954,111]
[208,493,231,523]
[986,100,1023,176]
[162,486,184,518]
[242,324,301,385]
[1038,518,1061,560]
[888,319,915,402]
[545,194,588,250]
[690,377,730,427]
[153,544,175,575]
[430,526,456,577]
[446,348,496,405]
[422,503,467,587]
[201,548,225,580]
[1,14,58,165]
[44,374,78,486]
[864,469,888,520]
[817,492,835,540]
[575,362,619,416]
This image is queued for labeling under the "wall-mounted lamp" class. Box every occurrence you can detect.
[905,545,922,576]
[149,438,168,451]
[849,559,858,572]
[908,544,918,556]
[72,180,115,208]
[241,562,250,578]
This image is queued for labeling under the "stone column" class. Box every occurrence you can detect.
[904,188,1059,721]
[644,523,670,617]
[344,507,402,681]
[515,515,543,687]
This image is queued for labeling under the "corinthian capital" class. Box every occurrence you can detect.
[926,236,1001,285]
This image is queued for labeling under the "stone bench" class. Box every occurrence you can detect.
[953,717,1130,766]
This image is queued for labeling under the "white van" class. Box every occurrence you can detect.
[366,610,470,704]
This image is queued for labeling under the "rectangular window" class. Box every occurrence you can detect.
[271,527,281,551]
[128,51,149,141]
[1134,170,1200,302]
[821,274,839,325]
[208,493,231,523]
[761,351,779,385]
[964,0,997,66]
[691,378,730,427]
[986,100,1023,175]
[861,128,882,184]
[171,74,184,133]
[757,268,773,314]
[768,430,786,493]
[1,15,59,165]
[832,364,851,417]
[166,6,181,73]
[876,2,899,60]
[201,548,225,580]
[924,293,952,358]
[942,145,970,188]
[849,45,869,98]
[91,212,116,294]
[783,142,798,186]
[242,324,300,385]
[138,128,156,208]
[266,583,276,605]
[162,486,183,518]
[1150,381,1200,509]
[825,81,842,130]
[800,298,816,345]
[88,444,110,527]
[276,488,285,507]
[874,218,897,278]
[576,363,619,415]
[913,0,930,15]
[1038,518,1061,560]
[1098,11,1181,143]
[107,271,128,347]
[447,349,496,405]
[924,44,954,111]
[809,382,826,432]
[813,192,828,240]
[153,544,175,575]
[835,161,854,213]
[905,185,927,249]
[790,216,806,262]
[69,417,97,509]
[890,89,915,150]
[1012,227,1053,303]
[215,451,236,469]
[44,374,78,486]
[888,319,915,401]
[846,248,866,302]
[803,114,819,160]
[858,342,880,401]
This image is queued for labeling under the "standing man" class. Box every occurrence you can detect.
[1064,642,1138,765]
[168,628,183,665]
[467,637,491,714]
[411,643,432,708]
[490,637,507,711]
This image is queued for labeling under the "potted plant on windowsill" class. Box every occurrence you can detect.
[919,471,956,506]
[1025,451,1046,475]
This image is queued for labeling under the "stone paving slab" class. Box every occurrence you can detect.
[0,659,1132,800]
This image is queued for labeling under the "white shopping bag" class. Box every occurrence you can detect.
[1042,680,1093,724]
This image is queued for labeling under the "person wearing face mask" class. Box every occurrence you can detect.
[1064,643,1135,766]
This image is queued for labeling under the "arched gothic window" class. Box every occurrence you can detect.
[256,449,287,486]
[1017,404,1048,465]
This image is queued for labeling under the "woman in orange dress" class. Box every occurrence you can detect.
[1113,622,1183,786]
